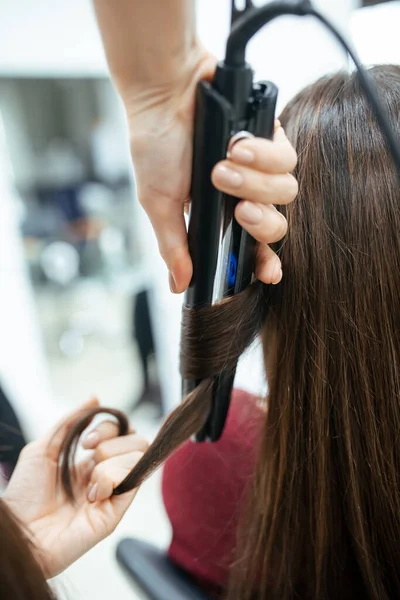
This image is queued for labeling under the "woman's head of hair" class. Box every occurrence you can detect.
[230,64,400,599]
[8,64,398,600]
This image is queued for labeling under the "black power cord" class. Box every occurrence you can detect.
[226,0,400,178]
[309,7,400,178]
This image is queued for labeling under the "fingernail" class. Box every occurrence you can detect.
[83,431,99,448]
[214,165,243,188]
[230,145,254,165]
[88,482,98,503]
[272,267,283,285]
[169,271,177,293]
[238,202,263,225]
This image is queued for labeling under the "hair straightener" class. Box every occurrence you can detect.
[183,0,400,443]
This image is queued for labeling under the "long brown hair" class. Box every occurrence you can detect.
[229,64,400,599]
[58,65,400,598]
[0,499,55,599]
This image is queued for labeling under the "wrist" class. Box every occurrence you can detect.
[118,42,214,118]
[115,33,202,92]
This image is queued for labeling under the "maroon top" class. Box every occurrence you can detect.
[162,389,263,596]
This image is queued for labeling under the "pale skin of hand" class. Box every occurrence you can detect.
[3,398,148,578]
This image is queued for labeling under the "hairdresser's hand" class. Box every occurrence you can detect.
[212,124,298,285]
[126,44,216,293]
[3,398,148,578]
[130,45,297,291]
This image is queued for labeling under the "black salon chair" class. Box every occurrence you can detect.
[0,383,27,480]
[116,538,212,600]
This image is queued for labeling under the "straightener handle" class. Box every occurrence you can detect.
[231,0,254,26]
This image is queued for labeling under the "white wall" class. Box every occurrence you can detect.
[198,0,359,111]
[350,1,400,65]
[0,0,107,77]
[0,117,58,438]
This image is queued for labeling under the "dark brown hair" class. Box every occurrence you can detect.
[56,64,400,599]
[229,64,400,599]
[0,499,55,599]
[59,280,267,499]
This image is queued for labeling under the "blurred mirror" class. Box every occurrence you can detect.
[0,77,162,419]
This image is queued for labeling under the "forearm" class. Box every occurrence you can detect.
[93,0,198,94]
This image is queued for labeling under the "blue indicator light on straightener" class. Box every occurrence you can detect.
[227,252,238,287]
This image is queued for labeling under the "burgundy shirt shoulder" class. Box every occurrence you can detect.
[162,388,263,595]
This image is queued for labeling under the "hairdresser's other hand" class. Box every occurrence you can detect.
[212,124,298,285]
[3,398,148,578]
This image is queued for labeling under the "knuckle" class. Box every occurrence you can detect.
[132,450,145,466]
[93,462,106,481]
[94,445,108,464]
[135,436,149,452]
[285,146,298,172]
[211,162,221,183]
[278,174,298,204]
[97,421,118,440]
[212,161,244,192]
[260,173,273,196]
[286,174,299,201]
[210,163,224,187]
[271,214,288,241]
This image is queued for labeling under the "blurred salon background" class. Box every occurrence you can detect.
[0,0,398,598]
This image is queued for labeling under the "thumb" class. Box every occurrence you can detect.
[87,452,144,524]
[144,194,193,294]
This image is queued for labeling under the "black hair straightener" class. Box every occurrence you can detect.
[183,0,400,443]
[183,0,280,443]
